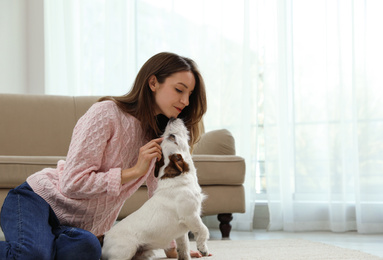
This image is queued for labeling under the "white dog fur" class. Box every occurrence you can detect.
[101,118,209,260]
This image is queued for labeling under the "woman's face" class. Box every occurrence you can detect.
[150,71,195,118]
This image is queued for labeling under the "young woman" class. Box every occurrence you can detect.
[0,52,207,259]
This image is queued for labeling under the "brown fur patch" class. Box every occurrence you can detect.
[161,154,189,179]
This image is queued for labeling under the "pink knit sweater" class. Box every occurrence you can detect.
[27,101,158,237]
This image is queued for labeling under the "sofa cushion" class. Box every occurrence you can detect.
[0,155,245,188]
[118,185,246,218]
[0,94,99,157]
[0,95,77,156]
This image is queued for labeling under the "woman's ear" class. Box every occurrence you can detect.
[148,75,158,92]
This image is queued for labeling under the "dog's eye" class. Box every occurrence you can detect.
[168,134,176,141]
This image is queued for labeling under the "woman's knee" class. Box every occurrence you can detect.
[55,228,101,260]
[80,232,102,259]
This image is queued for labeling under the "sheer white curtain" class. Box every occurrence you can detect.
[264,0,383,233]
[44,0,258,231]
[44,0,138,96]
[45,0,383,234]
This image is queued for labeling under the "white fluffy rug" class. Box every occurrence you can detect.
[152,239,382,260]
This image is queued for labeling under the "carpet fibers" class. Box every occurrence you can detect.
[152,239,382,260]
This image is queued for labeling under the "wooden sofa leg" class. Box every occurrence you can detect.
[217,213,233,239]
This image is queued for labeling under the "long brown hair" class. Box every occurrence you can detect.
[99,52,207,148]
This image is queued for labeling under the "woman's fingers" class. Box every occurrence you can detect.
[140,138,162,153]
[141,140,162,159]
[135,138,164,176]
[152,137,164,144]
[142,146,162,161]
[144,137,163,148]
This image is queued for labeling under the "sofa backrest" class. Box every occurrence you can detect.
[0,94,99,156]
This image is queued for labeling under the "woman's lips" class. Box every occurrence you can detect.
[175,107,182,113]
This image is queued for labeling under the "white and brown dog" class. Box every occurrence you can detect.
[101,118,209,260]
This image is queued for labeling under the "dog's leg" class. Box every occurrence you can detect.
[132,250,154,260]
[141,250,154,260]
[102,247,137,260]
[194,224,209,256]
[102,238,139,260]
[175,233,191,260]
[185,215,209,256]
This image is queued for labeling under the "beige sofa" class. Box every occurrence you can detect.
[0,94,246,238]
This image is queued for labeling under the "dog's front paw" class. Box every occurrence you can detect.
[197,244,209,256]
[177,248,191,260]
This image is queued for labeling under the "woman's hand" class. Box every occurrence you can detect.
[121,137,163,184]
[134,137,163,176]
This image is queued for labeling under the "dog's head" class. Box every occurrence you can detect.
[161,118,190,155]
[154,118,191,179]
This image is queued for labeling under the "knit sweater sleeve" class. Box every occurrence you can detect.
[58,102,122,199]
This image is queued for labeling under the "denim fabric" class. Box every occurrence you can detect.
[0,182,101,260]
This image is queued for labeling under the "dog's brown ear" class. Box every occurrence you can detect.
[154,154,164,178]
[162,154,189,179]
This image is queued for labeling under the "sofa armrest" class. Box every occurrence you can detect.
[192,129,245,186]
[193,155,245,185]
[193,129,235,155]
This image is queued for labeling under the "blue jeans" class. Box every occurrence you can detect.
[0,182,101,260]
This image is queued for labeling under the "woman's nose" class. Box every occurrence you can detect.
[181,94,189,106]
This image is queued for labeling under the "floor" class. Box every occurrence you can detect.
[208,228,383,258]
[1,228,382,258]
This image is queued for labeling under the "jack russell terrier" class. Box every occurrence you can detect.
[101,118,209,260]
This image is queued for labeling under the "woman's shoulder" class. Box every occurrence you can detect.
[82,100,118,120]
[91,100,141,125]
[88,100,122,117]
[91,100,117,110]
